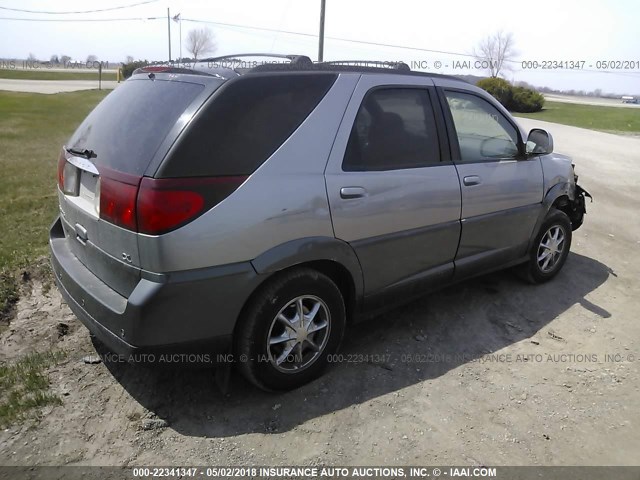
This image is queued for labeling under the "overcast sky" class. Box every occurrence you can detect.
[1,0,639,94]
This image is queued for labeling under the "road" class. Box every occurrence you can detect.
[0,119,638,467]
[0,78,117,94]
[544,93,640,108]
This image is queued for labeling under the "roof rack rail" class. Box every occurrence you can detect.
[320,60,411,71]
[131,65,216,77]
[198,53,313,65]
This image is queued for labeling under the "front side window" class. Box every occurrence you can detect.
[343,88,441,171]
[445,91,519,162]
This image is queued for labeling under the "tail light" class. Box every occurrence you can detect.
[57,152,80,196]
[96,168,247,235]
[136,176,247,235]
[57,152,65,191]
[99,169,140,231]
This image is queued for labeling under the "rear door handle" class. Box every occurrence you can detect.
[340,187,367,199]
[463,175,481,186]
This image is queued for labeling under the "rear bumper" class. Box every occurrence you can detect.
[49,216,263,365]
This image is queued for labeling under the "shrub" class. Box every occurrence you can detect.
[509,86,545,112]
[476,78,544,113]
[476,77,513,107]
[121,60,150,79]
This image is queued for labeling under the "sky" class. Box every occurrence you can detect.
[1,0,639,94]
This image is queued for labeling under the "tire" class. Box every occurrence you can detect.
[235,268,346,391]
[519,208,572,284]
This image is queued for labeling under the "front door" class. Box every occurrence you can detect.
[441,89,544,277]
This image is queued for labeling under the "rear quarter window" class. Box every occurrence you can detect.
[159,73,338,177]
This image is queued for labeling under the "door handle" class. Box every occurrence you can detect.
[463,175,481,186]
[340,187,367,199]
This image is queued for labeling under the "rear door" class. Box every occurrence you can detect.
[439,87,544,277]
[325,75,462,307]
[58,77,209,296]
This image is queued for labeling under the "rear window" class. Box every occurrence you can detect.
[159,73,337,177]
[67,79,205,175]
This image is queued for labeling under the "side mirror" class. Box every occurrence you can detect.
[526,129,554,155]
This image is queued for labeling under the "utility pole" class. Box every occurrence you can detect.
[172,13,182,65]
[318,0,326,62]
[167,7,172,62]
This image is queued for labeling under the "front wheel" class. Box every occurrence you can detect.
[519,208,572,284]
[235,268,346,391]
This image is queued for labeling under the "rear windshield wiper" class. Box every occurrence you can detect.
[65,147,97,159]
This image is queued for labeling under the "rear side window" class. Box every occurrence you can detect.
[68,79,205,175]
[343,88,441,171]
[161,73,338,177]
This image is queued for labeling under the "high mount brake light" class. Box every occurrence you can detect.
[140,66,171,73]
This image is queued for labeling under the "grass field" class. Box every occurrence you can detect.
[0,69,117,82]
[0,90,109,315]
[515,101,640,133]
[0,350,67,427]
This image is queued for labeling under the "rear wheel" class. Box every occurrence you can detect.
[519,208,572,284]
[235,268,346,391]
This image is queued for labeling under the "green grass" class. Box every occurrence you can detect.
[0,90,109,313]
[514,101,640,133]
[0,350,67,427]
[0,272,18,321]
[0,69,117,81]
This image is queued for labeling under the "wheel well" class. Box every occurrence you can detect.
[551,195,571,216]
[302,260,357,322]
[235,260,359,342]
[551,194,584,230]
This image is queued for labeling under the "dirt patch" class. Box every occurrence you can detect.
[0,274,76,364]
[0,248,638,466]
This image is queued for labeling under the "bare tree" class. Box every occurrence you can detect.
[86,54,98,64]
[27,52,37,62]
[50,54,59,64]
[473,31,517,78]
[60,55,71,64]
[185,27,216,60]
[126,55,134,64]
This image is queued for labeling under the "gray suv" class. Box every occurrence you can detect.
[50,55,590,390]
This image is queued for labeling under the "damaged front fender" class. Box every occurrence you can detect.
[567,182,592,231]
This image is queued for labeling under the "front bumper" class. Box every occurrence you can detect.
[569,181,592,231]
[49,217,262,364]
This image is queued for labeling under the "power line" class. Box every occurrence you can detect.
[0,12,638,79]
[182,17,477,59]
[0,0,159,15]
[181,18,640,78]
[0,15,162,22]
